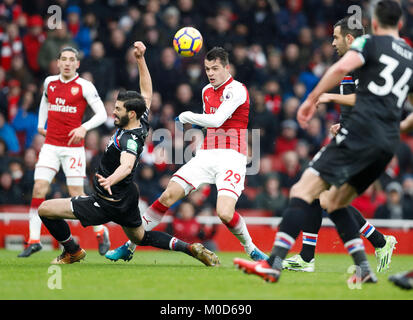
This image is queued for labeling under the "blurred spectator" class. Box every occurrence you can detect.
[66,5,92,57]
[0,170,22,204]
[176,0,203,28]
[263,79,282,116]
[11,90,38,149]
[80,41,115,97]
[159,6,180,47]
[276,0,307,46]
[38,22,77,73]
[153,47,184,103]
[1,22,22,71]
[6,78,21,122]
[165,201,218,252]
[374,182,413,220]
[0,111,19,153]
[249,89,277,155]
[0,138,8,172]
[174,83,197,115]
[279,150,302,189]
[22,15,46,75]
[105,28,128,69]
[253,173,288,216]
[137,164,162,203]
[88,134,111,180]
[0,0,23,23]
[246,155,278,189]
[7,54,34,92]
[20,147,36,203]
[242,0,278,46]
[230,43,256,86]
[274,119,298,156]
[84,129,99,165]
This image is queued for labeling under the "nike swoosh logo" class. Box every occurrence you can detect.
[255,265,278,275]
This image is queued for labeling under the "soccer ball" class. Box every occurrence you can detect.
[173,27,203,57]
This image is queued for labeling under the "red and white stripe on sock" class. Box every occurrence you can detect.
[302,232,318,246]
[142,200,169,231]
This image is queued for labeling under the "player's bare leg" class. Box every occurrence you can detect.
[217,195,268,261]
[18,179,49,257]
[67,184,110,255]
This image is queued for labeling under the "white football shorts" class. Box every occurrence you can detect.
[171,149,247,200]
[34,144,86,186]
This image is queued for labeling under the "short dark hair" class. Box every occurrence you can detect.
[58,46,80,60]
[117,90,147,118]
[334,16,365,39]
[374,0,402,28]
[205,47,229,66]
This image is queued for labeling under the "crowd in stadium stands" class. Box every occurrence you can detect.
[1,0,413,222]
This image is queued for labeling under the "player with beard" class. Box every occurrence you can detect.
[36,41,220,266]
[282,16,397,273]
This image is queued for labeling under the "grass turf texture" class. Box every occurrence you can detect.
[0,249,412,300]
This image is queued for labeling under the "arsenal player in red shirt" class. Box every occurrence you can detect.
[19,47,109,257]
[106,47,268,262]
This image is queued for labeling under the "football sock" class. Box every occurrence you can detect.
[28,198,45,242]
[60,235,80,254]
[129,200,170,252]
[140,231,192,256]
[329,207,373,276]
[268,197,310,269]
[300,199,323,262]
[142,199,169,231]
[222,211,255,254]
[93,225,104,234]
[39,217,79,254]
[348,206,386,248]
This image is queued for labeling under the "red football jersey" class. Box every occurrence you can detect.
[201,77,250,155]
[43,74,100,147]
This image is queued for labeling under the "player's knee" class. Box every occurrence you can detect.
[38,201,52,218]
[216,203,235,224]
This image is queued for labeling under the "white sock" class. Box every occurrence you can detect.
[142,207,163,231]
[29,208,42,242]
[225,212,255,254]
[93,225,104,233]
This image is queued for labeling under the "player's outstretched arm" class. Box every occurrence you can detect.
[134,41,152,110]
[298,51,363,128]
[317,93,356,107]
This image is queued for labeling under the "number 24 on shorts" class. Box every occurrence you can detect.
[69,157,83,169]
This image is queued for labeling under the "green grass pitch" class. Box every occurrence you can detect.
[0,249,412,300]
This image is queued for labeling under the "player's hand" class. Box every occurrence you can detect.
[329,123,341,136]
[38,128,47,137]
[297,97,317,129]
[68,126,87,146]
[95,173,112,195]
[133,41,146,59]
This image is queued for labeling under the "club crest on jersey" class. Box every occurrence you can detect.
[71,86,79,95]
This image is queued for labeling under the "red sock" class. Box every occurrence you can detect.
[224,211,241,229]
[151,199,169,215]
